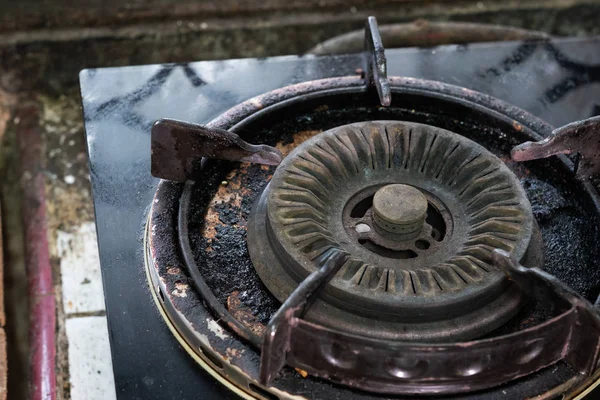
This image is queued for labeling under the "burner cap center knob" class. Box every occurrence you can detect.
[372,184,428,240]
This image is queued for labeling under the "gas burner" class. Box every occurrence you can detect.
[249,120,537,341]
[145,64,600,397]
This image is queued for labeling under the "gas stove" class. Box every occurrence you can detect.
[81,18,600,399]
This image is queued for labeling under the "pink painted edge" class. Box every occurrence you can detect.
[17,101,57,400]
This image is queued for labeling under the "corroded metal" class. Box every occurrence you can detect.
[260,249,348,385]
[227,291,266,337]
[364,16,391,107]
[258,249,600,394]
[151,118,282,181]
[248,120,535,341]
[512,116,600,180]
[492,249,600,376]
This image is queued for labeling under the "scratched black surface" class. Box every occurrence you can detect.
[81,37,600,400]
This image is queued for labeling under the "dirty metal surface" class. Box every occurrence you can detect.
[151,119,282,181]
[256,248,600,394]
[82,37,600,399]
[260,249,349,386]
[363,16,391,107]
[512,116,600,181]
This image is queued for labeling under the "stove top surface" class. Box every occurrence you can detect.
[81,37,600,399]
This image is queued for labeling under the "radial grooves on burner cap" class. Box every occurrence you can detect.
[267,121,532,298]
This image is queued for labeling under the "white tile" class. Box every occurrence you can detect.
[57,222,106,314]
[66,316,117,400]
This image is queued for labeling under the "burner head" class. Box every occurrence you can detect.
[372,184,428,240]
[248,120,537,341]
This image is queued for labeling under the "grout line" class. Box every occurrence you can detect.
[65,311,106,319]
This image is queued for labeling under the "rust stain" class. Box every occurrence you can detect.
[249,98,264,110]
[203,129,322,240]
[203,208,221,240]
[225,347,244,361]
[227,291,266,337]
[166,266,182,275]
[275,130,322,156]
[202,163,250,239]
[172,281,189,298]
[295,368,308,378]
[201,129,321,246]
[513,121,523,132]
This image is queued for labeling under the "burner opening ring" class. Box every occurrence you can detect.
[344,185,450,260]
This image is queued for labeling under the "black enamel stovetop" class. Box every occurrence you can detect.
[80,37,600,399]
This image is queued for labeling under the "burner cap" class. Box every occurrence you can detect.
[248,120,536,341]
[372,184,428,239]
